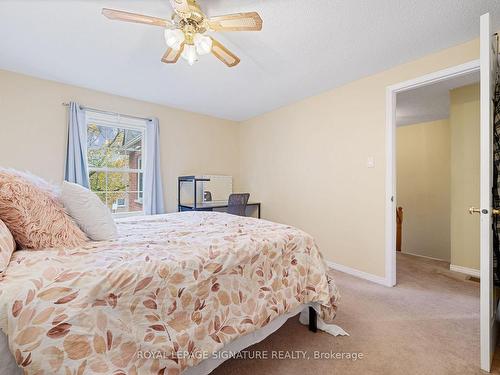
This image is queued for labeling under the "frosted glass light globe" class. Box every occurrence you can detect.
[194,33,213,56]
[164,28,185,51]
[181,44,199,66]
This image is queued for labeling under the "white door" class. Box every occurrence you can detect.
[480,12,498,373]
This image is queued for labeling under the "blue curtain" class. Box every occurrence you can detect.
[64,102,89,188]
[144,118,165,215]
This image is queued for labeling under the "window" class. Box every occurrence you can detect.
[86,111,146,215]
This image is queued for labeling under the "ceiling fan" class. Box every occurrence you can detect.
[102,0,263,67]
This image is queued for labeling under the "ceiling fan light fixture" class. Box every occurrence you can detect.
[103,2,263,68]
[182,44,199,66]
[164,28,185,50]
[193,33,212,55]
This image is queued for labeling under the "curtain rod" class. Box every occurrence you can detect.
[61,102,152,122]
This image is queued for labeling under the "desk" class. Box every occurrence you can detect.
[178,201,261,219]
[178,176,261,218]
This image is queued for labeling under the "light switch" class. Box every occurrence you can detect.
[367,156,375,168]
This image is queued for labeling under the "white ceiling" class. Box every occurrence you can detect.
[396,71,480,127]
[0,1,499,121]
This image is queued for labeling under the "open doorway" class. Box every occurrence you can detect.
[395,70,480,278]
[385,60,481,287]
[385,64,486,370]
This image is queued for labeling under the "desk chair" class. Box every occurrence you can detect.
[227,193,250,216]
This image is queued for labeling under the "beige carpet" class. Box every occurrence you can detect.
[212,253,499,375]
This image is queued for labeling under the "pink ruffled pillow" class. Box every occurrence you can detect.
[0,219,15,273]
[0,169,87,250]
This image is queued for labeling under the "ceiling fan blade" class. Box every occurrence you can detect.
[102,8,173,28]
[169,0,191,17]
[210,38,240,67]
[208,12,263,32]
[161,45,184,64]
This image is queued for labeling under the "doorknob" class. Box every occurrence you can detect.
[469,207,500,215]
[469,207,482,214]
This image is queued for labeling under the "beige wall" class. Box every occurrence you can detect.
[396,120,451,261]
[450,83,480,270]
[238,39,479,278]
[0,70,240,213]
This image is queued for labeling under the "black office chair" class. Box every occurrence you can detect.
[227,193,250,217]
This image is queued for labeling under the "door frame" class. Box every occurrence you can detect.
[385,59,480,286]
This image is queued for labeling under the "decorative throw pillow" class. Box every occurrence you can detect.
[0,169,87,249]
[0,219,15,273]
[60,181,118,241]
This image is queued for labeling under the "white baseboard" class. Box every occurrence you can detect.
[326,261,392,287]
[401,251,448,262]
[449,264,480,278]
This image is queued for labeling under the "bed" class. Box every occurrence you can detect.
[0,211,339,374]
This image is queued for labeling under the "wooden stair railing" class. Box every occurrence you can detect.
[396,206,403,252]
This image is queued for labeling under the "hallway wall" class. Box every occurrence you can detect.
[396,119,451,261]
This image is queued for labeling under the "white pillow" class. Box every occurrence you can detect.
[60,181,117,241]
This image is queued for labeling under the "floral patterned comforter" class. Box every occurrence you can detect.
[0,212,339,374]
